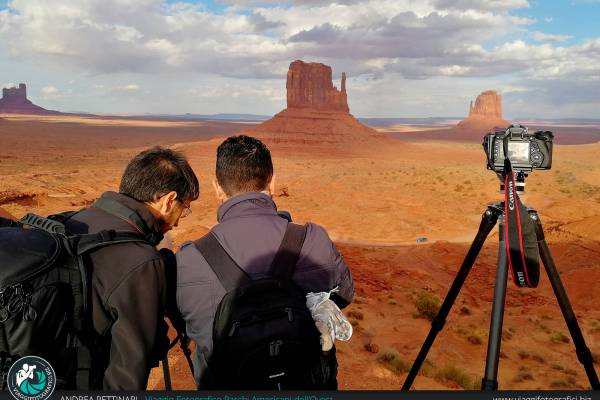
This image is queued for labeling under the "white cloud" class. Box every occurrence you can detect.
[121,84,139,91]
[532,31,573,43]
[40,85,64,99]
[41,85,59,94]
[439,65,471,76]
[0,0,598,117]
[431,0,530,11]
[0,0,536,79]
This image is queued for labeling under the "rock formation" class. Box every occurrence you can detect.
[243,60,385,149]
[286,60,349,112]
[468,90,503,119]
[457,90,509,132]
[0,83,59,115]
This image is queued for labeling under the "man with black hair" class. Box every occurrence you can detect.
[176,135,354,388]
[64,146,199,389]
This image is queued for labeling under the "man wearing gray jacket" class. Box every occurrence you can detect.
[176,135,354,388]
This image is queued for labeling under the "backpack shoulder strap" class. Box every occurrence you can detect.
[47,211,78,224]
[269,223,308,280]
[194,233,251,292]
[20,213,67,234]
[74,230,148,255]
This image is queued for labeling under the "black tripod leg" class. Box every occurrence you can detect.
[163,356,172,390]
[482,224,508,390]
[402,205,501,390]
[531,212,600,390]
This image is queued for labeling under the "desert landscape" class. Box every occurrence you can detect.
[1,61,600,391]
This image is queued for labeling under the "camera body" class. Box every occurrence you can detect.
[483,124,554,173]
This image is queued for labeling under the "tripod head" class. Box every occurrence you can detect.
[497,170,527,194]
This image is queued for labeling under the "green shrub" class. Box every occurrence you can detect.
[413,291,441,321]
[378,348,411,374]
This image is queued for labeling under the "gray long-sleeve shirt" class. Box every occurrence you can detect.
[176,192,354,385]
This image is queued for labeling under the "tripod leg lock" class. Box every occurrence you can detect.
[431,315,446,332]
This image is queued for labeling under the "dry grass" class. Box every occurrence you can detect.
[550,376,577,388]
[413,291,441,321]
[467,335,483,345]
[513,371,534,383]
[531,353,546,364]
[378,348,411,374]
[434,364,480,390]
[550,331,570,344]
[347,310,364,320]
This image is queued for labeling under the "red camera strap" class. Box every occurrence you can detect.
[503,158,540,288]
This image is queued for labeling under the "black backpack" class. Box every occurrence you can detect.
[0,212,147,389]
[195,223,336,390]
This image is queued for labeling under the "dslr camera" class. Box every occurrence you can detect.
[483,124,554,173]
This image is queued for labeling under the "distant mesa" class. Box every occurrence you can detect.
[0,83,60,115]
[456,90,509,131]
[286,60,349,112]
[243,60,385,148]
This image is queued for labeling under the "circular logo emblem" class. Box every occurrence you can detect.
[7,356,56,400]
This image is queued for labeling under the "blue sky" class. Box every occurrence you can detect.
[1,0,599,118]
[516,1,600,42]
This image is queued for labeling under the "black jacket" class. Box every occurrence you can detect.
[65,191,167,390]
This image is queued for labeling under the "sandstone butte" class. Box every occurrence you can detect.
[0,83,59,115]
[456,90,510,132]
[243,60,386,149]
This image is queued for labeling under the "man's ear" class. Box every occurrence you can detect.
[212,179,227,203]
[147,190,178,216]
[268,174,276,197]
[160,191,178,213]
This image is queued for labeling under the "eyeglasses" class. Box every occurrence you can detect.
[179,201,192,218]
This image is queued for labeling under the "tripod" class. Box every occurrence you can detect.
[401,201,600,390]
